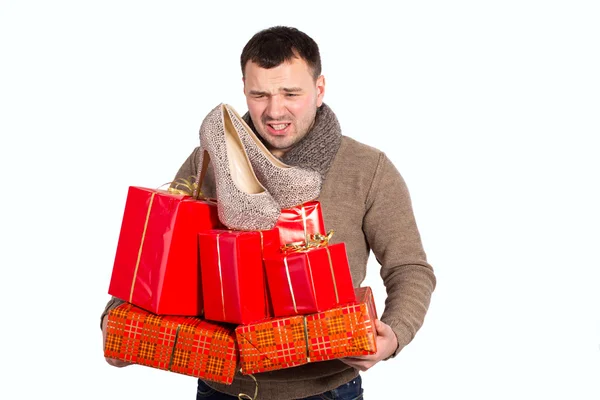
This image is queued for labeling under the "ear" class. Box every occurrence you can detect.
[242,77,246,96]
[316,75,326,107]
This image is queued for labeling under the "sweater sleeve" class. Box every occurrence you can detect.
[362,153,436,358]
[99,146,202,329]
[171,146,201,185]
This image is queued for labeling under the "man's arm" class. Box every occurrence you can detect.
[171,146,201,187]
[344,153,436,370]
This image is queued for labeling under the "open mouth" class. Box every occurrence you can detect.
[267,123,290,134]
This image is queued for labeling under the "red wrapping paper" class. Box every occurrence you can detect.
[263,242,356,317]
[198,229,279,324]
[275,201,326,245]
[104,302,238,384]
[108,186,222,315]
[236,286,377,374]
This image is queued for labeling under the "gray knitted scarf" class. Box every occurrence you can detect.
[241,103,342,180]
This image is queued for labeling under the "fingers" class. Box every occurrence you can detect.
[106,357,132,368]
[374,319,392,337]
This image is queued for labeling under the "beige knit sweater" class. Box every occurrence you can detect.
[101,136,436,399]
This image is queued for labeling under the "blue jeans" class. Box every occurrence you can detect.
[196,375,364,399]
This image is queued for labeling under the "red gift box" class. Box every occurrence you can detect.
[263,242,356,317]
[236,286,377,375]
[275,201,326,246]
[104,302,237,384]
[198,229,279,324]
[305,286,377,363]
[108,186,222,315]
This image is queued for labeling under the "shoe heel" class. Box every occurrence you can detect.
[193,149,211,199]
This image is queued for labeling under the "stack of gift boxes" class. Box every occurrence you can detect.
[104,185,378,385]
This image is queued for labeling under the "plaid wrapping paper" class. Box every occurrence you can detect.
[236,286,377,374]
[104,303,237,384]
[235,316,308,373]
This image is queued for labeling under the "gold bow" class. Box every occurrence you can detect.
[281,230,334,253]
[163,176,207,200]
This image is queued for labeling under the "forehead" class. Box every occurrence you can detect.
[244,58,314,89]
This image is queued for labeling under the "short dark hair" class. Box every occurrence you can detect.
[240,26,322,80]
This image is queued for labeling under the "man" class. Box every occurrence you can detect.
[101,26,436,399]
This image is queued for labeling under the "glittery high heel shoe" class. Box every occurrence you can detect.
[196,103,280,231]
[224,104,322,208]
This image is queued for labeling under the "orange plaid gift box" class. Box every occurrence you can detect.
[236,286,377,374]
[104,303,237,384]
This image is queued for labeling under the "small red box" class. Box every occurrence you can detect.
[263,243,356,317]
[236,287,377,375]
[198,229,279,324]
[104,303,237,384]
[108,186,222,315]
[275,201,326,246]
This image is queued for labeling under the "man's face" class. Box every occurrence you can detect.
[243,57,325,157]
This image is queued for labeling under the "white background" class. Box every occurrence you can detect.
[1,1,599,399]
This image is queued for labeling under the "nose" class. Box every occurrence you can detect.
[265,95,286,120]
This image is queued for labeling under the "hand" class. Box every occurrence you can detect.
[102,315,132,368]
[340,319,398,371]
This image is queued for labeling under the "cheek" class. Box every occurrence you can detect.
[247,103,265,123]
[289,97,314,118]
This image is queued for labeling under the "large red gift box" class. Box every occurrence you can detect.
[275,201,326,246]
[104,302,237,384]
[108,186,222,315]
[198,229,279,324]
[263,242,356,317]
[236,287,378,375]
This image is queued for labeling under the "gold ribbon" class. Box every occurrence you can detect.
[163,176,213,201]
[216,233,227,320]
[167,324,182,371]
[283,256,298,314]
[305,254,318,309]
[237,371,258,400]
[259,231,269,316]
[300,204,308,244]
[325,247,339,303]
[129,192,156,302]
[165,176,197,196]
[302,316,311,363]
[281,230,334,253]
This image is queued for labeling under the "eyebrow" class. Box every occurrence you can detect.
[248,87,304,96]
